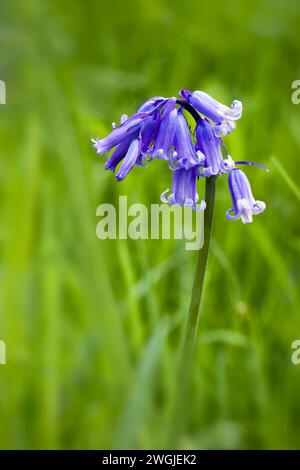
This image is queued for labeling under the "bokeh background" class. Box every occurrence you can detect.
[0,0,300,450]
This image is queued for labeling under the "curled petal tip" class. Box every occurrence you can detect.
[226,208,239,221]
[221,155,235,173]
[153,149,165,160]
[252,201,266,214]
[196,150,206,164]
[160,189,170,203]
[179,89,191,101]
[213,120,236,137]
[196,199,206,211]
[230,100,243,119]
[92,138,106,155]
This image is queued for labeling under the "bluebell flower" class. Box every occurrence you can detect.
[92,112,146,155]
[226,169,266,224]
[161,167,206,209]
[180,89,242,137]
[170,109,205,170]
[93,89,267,219]
[92,97,176,181]
[196,118,235,177]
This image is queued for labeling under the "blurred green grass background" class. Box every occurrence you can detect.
[1,0,300,450]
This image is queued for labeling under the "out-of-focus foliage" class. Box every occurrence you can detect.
[0,0,300,449]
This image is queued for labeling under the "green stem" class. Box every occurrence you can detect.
[182,175,216,363]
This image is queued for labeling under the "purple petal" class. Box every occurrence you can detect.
[188,91,242,123]
[227,169,266,223]
[152,108,178,159]
[140,116,160,154]
[115,139,141,181]
[196,118,234,176]
[93,113,147,154]
[172,168,198,205]
[137,97,166,113]
[173,111,202,169]
[105,136,134,171]
[161,167,206,209]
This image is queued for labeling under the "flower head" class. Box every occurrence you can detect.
[180,89,242,137]
[93,89,267,222]
[161,167,206,210]
[196,118,235,177]
[226,169,266,224]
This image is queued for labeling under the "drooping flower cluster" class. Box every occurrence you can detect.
[92,89,267,223]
